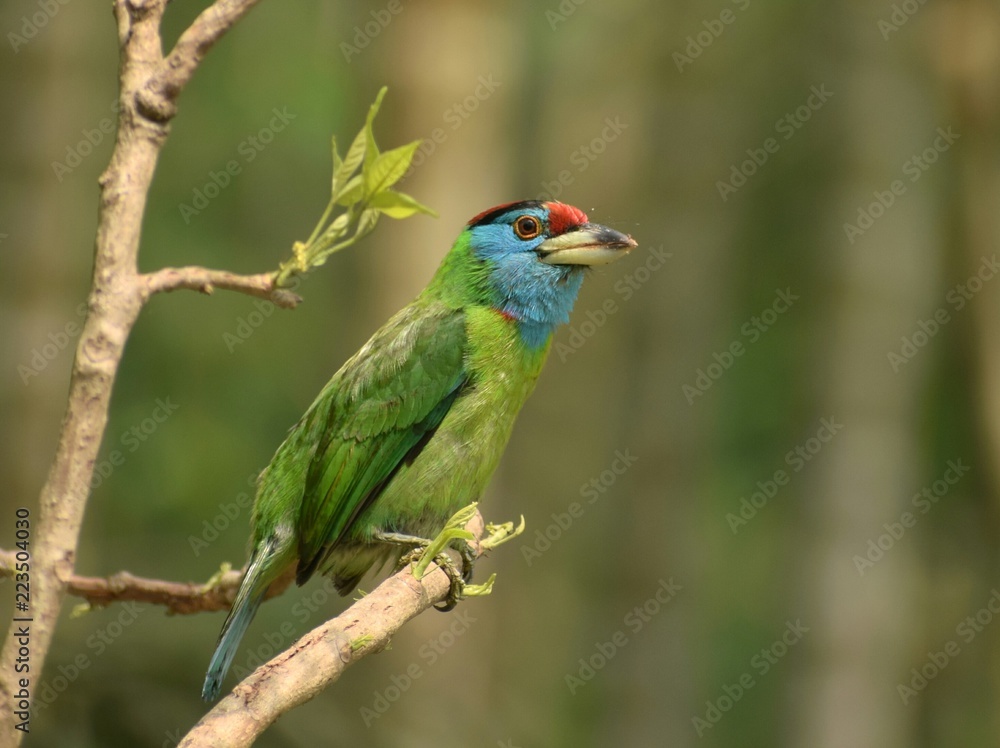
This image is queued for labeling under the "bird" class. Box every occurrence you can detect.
[201,200,637,700]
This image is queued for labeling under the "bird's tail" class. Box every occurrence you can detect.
[201,539,275,701]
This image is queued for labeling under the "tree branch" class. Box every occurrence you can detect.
[1,509,491,747]
[142,267,302,308]
[0,552,291,616]
[0,0,263,741]
[179,518,485,748]
[137,0,263,122]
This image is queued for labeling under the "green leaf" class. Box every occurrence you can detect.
[369,190,438,219]
[412,502,478,580]
[356,207,380,236]
[363,140,421,197]
[70,602,93,618]
[275,86,435,289]
[462,573,497,597]
[481,515,526,551]
[330,135,343,192]
[363,87,387,169]
[334,175,364,206]
[326,213,350,235]
[350,634,374,652]
[335,128,367,193]
[332,87,387,195]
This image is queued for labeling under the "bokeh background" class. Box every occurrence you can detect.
[2,0,1000,746]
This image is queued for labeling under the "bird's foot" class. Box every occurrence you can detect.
[373,529,462,610]
[392,504,527,611]
[377,509,471,610]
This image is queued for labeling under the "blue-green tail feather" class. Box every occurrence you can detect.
[201,540,274,701]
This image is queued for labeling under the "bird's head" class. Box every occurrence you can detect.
[445,200,636,347]
[465,200,636,269]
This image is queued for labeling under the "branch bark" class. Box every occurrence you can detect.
[0,553,292,616]
[178,556,466,748]
[138,0,263,122]
[2,515,487,748]
[0,0,263,742]
[142,267,302,308]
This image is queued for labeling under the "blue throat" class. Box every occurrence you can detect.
[499,268,584,349]
[468,222,586,350]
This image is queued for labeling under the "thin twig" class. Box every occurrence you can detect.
[0,553,291,616]
[142,267,301,308]
[138,0,264,122]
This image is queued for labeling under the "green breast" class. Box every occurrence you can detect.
[354,305,550,537]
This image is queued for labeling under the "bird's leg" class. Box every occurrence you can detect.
[373,530,431,550]
[372,529,448,577]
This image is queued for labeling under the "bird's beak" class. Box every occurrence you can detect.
[536,223,638,266]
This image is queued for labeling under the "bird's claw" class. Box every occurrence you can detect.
[381,503,526,611]
[458,540,477,583]
[429,552,465,612]
[394,543,468,611]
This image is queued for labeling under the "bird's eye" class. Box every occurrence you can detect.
[513,215,542,240]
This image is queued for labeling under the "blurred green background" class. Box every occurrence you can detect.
[3,0,1000,746]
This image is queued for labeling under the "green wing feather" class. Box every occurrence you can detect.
[295,301,468,583]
